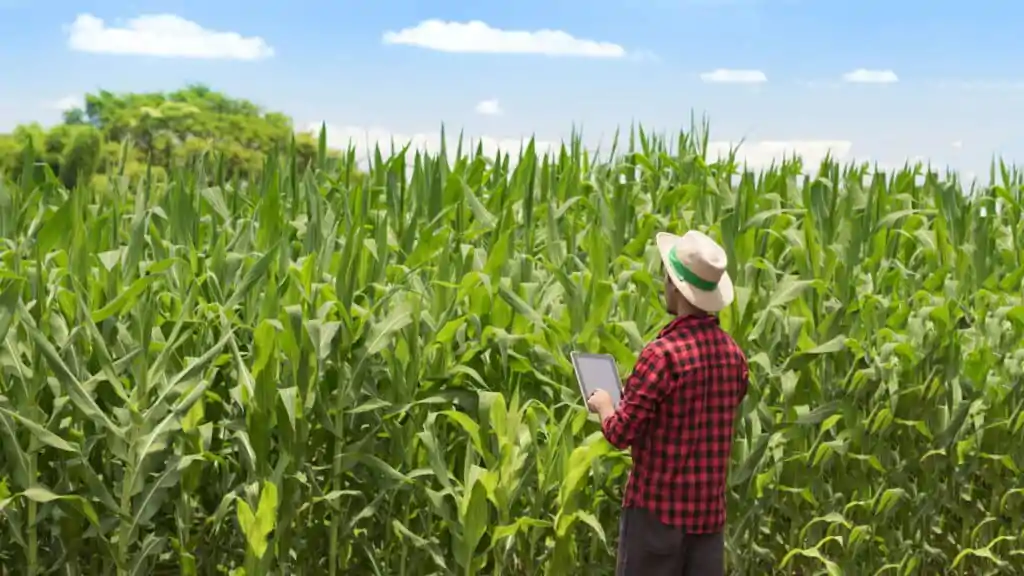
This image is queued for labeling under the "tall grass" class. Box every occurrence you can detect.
[1,124,1023,575]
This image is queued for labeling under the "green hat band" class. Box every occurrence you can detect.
[668,249,719,291]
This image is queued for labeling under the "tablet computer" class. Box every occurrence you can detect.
[570,352,624,408]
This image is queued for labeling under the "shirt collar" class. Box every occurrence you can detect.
[659,313,718,337]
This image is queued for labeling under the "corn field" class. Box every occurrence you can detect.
[1,124,1023,575]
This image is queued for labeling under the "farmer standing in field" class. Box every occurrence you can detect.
[587,230,749,576]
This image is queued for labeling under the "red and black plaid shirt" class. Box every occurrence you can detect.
[601,314,749,533]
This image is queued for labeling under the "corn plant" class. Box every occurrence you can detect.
[1,124,1023,575]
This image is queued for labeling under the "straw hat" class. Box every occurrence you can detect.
[655,230,734,313]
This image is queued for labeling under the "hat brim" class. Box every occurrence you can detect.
[655,232,734,313]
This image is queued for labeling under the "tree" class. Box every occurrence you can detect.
[57,125,103,189]
[62,108,88,125]
[0,84,334,185]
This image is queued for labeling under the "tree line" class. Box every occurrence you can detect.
[0,85,331,188]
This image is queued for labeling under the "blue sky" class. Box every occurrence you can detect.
[1,0,1021,177]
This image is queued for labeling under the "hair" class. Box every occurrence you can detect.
[665,271,708,317]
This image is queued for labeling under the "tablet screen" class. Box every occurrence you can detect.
[572,353,623,407]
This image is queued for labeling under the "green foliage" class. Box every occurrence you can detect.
[1,118,1024,576]
[0,85,328,185]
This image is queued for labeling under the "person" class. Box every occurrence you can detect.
[586,229,750,576]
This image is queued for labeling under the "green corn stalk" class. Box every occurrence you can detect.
[0,123,1023,575]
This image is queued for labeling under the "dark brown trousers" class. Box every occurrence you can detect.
[615,507,725,576]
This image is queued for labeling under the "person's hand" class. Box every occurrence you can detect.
[587,389,614,417]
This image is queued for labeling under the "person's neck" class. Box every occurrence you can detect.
[673,304,707,318]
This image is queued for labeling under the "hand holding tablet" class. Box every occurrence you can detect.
[570,352,624,409]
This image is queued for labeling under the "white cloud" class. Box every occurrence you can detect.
[842,69,898,83]
[67,13,274,60]
[474,99,503,116]
[53,95,83,111]
[309,123,560,166]
[304,127,990,182]
[308,123,853,176]
[705,140,853,169]
[951,140,963,149]
[700,69,767,83]
[381,20,626,58]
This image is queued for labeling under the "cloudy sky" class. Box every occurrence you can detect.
[0,0,1021,177]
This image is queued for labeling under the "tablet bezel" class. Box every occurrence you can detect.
[570,352,624,407]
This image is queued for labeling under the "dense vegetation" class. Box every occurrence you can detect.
[0,85,325,189]
[1,89,1024,575]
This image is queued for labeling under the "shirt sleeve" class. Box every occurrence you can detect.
[601,343,671,449]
